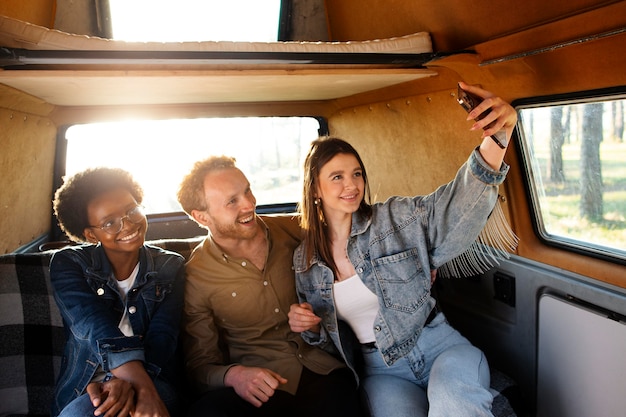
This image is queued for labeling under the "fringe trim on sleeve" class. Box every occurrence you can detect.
[437,195,519,278]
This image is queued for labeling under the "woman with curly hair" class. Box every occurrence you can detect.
[50,167,185,417]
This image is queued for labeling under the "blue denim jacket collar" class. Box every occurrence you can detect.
[350,210,372,238]
[85,243,112,278]
[86,244,158,286]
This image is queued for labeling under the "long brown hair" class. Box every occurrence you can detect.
[299,137,372,274]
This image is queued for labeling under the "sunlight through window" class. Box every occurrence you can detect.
[108,0,282,42]
[65,117,320,214]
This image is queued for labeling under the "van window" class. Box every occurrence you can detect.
[108,0,282,42]
[64,117,322,214]
[517,92,626,261]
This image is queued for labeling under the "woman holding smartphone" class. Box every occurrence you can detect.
[289,83,517,417]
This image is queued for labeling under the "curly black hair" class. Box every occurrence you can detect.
[53,167,144,242]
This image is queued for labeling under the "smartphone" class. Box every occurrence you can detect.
[457,84,508,149]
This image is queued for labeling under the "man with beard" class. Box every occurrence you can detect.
[177,156,361,417]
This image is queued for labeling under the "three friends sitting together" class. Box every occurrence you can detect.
[50,83,517,417]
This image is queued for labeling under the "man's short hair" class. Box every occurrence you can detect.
[177,155,237,215]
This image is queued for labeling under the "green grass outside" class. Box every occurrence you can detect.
[532,141,626,251]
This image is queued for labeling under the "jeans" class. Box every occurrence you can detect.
[360,313,493,417]
[57,377,181,417]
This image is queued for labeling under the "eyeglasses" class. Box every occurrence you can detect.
[89,205,145,235]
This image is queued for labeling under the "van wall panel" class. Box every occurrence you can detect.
[438,255,626,410]
[324,0,621,52]
[0,0,56,28]
[0,108,56,253]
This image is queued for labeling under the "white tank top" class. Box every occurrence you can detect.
[333,274,379,343]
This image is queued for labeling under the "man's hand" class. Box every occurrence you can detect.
[288,303,321,334]
[224,365,288,407]
[87,378,134,417]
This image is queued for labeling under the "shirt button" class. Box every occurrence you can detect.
[241,261,247,267]
[357,268,364,273]
[374,325,381,332]
[263,281,268,286]
[274,308,280,313]
[128,306,137,314]
[97,288,105,296]
[298,354,303,359]
[232,292,237,297]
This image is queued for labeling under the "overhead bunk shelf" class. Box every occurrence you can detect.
[0,14,439,106]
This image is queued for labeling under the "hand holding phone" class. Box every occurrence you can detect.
[457,84,508,149]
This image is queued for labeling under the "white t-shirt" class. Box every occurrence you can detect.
[333,274,379,343]
[116,262,140,337]
[91,262,140,382]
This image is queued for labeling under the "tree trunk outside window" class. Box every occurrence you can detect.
[580,103,603,221]
[550,107,565,183]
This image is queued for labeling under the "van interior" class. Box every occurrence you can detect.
[1,1,625,416]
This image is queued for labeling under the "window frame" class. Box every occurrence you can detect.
[513,86,626,266]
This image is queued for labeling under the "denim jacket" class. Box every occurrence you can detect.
[49,243,185,416]
[293,148,509,381]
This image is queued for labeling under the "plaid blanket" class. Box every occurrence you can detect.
[0,252,62,417]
